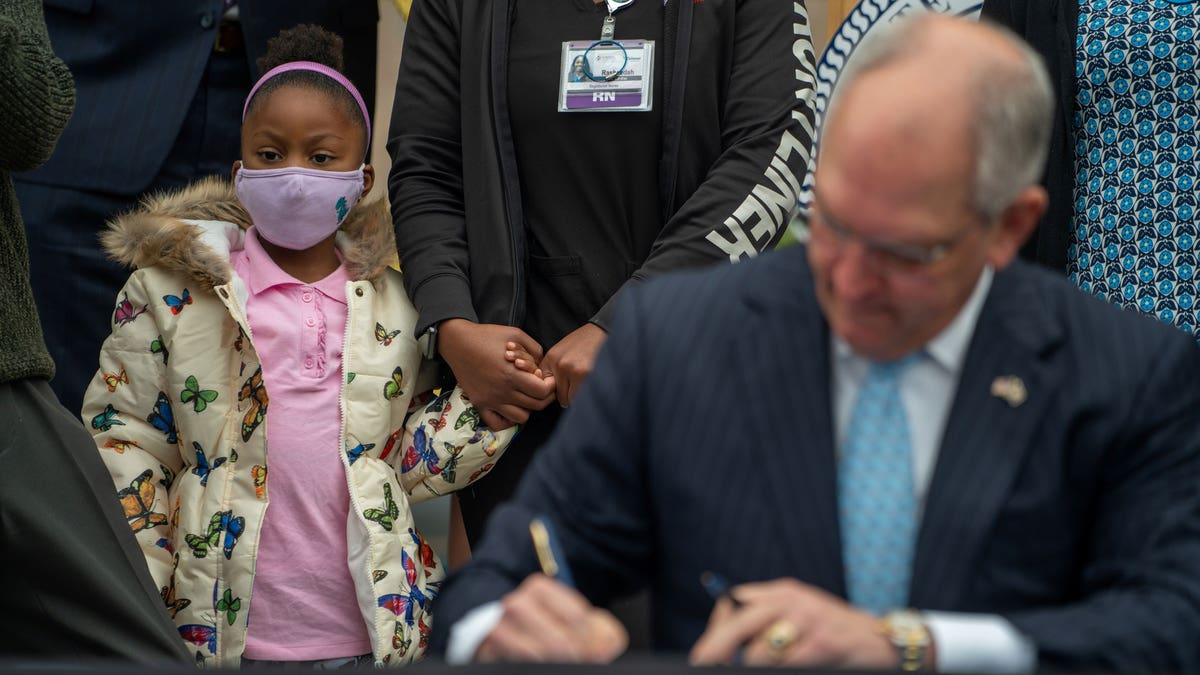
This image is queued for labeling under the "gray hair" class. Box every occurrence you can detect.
[825,15,1054,221]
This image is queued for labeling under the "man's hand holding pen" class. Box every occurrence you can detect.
[473,517,628,663]
[690,578,916,669]
[474,574,629,663]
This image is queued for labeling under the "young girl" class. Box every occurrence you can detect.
[82,25,513,667]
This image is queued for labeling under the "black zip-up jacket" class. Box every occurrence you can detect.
[388,0,817,335]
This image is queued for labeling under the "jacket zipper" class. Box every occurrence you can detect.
[493,0,527,327]
[339,281,383,663]
[215,284,257,666]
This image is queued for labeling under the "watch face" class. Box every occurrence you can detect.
[885,611,929,643]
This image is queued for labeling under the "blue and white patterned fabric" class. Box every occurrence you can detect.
[1071,0,1200,342]
[838,355,917,616]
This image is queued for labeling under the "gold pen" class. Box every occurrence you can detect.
[529,516,574,586]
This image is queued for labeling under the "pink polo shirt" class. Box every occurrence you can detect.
[233,229,371,660]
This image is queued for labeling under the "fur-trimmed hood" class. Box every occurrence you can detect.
[101,176,397,291]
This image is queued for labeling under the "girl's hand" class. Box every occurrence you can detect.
[505,342,546,378]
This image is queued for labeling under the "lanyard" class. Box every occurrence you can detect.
[601,0,636,40]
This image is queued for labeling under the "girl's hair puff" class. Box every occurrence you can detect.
[245,24,369,152]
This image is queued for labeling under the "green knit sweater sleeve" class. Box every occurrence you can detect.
[0,0,75,172]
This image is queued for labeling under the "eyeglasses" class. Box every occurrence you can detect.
[809,198,977,273]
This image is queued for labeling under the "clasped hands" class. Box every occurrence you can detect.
[437,319,607,429]
[475,575,904,668]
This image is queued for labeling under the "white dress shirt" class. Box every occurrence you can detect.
[450,267,1035,672]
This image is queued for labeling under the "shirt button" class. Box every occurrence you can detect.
[304,358,315,369]
[301,292,313,303]
[306,317,316,327]
[200,13,214,29]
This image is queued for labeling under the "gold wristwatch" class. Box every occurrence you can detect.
[879,609,931,671]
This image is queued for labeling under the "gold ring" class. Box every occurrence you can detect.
[764,619,800,655]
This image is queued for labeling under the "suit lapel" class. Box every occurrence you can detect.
[735,254,845,595]
[910,265,1064,609]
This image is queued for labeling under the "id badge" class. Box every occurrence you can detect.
[558,39,654,112]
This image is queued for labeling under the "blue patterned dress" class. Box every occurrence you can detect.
[1071,0,1200,341]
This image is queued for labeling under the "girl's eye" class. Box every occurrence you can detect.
[259,151,281,161]
[312,153,333,164]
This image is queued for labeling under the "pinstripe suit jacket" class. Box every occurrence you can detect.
[19,0,378,196]
[431,245,1200,672]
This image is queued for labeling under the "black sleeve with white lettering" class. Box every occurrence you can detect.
[593,0,818,328]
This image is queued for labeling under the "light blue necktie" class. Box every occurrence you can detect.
[839,355,917,615]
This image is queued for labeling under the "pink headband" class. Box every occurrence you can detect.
[242,61,371,149]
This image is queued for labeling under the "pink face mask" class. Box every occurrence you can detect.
[235,165,365,250]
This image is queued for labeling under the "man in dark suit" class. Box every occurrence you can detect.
[14,0,377,415]
[428,14,1200,673]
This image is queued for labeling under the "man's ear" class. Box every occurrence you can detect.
[987,185,1047,270]
[362,164,375,198]
[231,160,242,182]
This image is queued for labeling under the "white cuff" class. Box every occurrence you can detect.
[445,601,504,664]
[924,611,1037,673]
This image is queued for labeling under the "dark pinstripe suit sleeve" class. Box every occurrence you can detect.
[1004,329,1200,673]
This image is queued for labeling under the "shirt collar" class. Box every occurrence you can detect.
[239,227,348,304]
[833,266,995,374]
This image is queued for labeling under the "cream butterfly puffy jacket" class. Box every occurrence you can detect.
[82,177,514,667]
